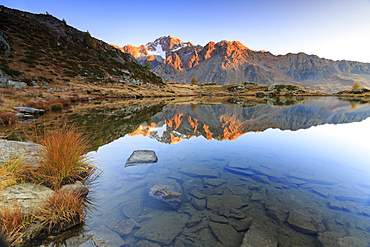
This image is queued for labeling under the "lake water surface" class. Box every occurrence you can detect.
[70,97,370,247]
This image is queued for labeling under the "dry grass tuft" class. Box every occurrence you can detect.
[36,190,85,233]
[0,158,33,190]
[33,125,95,189]
[0,112,17,125]
[0,203,34,245]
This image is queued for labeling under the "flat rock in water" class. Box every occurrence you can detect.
[0,183,53,214]
[318,231,346,247]
[179,166,218,178]
[287,209,326,234]
[338,236,370,247]
[209,222,242,247]
[125,150,158,167]
[90,225,125,247]
[240,223,278,247]
[134,211,188,245]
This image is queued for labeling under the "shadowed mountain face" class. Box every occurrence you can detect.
[128,98,370,144]
[121,36,370,93]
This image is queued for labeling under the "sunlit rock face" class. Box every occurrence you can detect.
[120,36,370,93]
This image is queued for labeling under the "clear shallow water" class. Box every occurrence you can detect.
[82,98,370,247]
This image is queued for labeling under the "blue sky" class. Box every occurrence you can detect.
[2,0,370,63]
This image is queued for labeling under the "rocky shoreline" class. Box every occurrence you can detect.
[0,140,90,246]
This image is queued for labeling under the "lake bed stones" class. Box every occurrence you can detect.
[287,209,326,234]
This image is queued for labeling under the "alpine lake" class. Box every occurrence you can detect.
[20,96,370,246]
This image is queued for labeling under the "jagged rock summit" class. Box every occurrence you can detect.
[119,36,370,93]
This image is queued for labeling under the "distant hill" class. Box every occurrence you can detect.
[0,5,163,85]
[121,36,370,93]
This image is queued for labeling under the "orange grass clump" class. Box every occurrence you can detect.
[0,203,34,246]
[34,125,95,189]
[36,190,85,233]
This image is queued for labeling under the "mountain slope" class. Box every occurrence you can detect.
[0,5,163,85]
[121,36,370,93]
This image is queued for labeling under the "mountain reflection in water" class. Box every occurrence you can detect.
[128,97,370,144]
[56,97,370,247]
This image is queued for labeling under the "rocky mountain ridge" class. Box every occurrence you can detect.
[121,36,370,93]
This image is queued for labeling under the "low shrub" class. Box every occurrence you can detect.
[50,103,62,112]
[0,112,17,125]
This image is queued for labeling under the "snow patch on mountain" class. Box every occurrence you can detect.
[148,44,166,59]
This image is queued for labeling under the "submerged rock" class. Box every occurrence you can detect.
[209,222,242,247]
[287,209,326,234]
[147,180,183,210]
[241,223,278,247]
[125,150,158,167]
[134,211,188,245]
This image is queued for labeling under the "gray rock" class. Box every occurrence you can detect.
[250,192,266,201]
[61,181,89,198]
[205,178,226,186]
[287,209,326,234]
[240,223,278,247]
[209,214,228,223]
[209,222,242,247]
[14,106,45,115]
[186,213,204,228]
[137,240,161,247]
[234,217,253,231]
[125,150,158,167]
[338,236,370,247]
[0,140,43,166]
[122,197,144,218]
[267,206,288,225]
[191,197,206,210]
[0,183,53,214]
[64,234,94,247]
[91,225,125,247]
[226,184,248,195]
[134,211,188,245]
[112,219,136,235]
[147,180,183,210]
[318,231,346,247]
[189,189,206,199]
[207,195,247,213]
